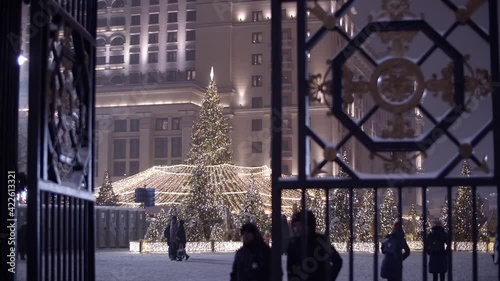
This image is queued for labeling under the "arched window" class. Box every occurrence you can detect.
[97,1,108,9]
[96,38,107,47]
[111,0,125,8]
[110,37,125,46]
[110,75,124,85]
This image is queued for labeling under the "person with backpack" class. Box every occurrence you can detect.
[380,221,411,281]
[426,220,448,281]
[287,210,343,281]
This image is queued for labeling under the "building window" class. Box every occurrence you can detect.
[110,17,125,26]
[110,75,124,85]
[154,138,168,157]
[252,54,263,65]
[129,139,140,159]
[283,71,292,84]
[252,11,263,22]
[186,70,195,81]
[130,34,140,45]
[252,142,263,153]
[130,53,139,64]
[166,70,177,81]
[155,160,169,166]
[113,161,126,176]
[130,119,140,131]
[112,0,125,8]
[149,13,159,24]
[96,38,107,47]
[252,32,262,43]
[97,18,107,28]
[147,72,160,83]
[186,10,197,21]
[148,52,158,63]
[252,75,263,87]
[171,137,182,157]
[282,28,292,40]
[129,161,139,175]
[150,0,159,5]
[113,139,127,159]
[167,12,178,23]
[252,119,263,131]
[168,0,177,3]
[282,138,291,151]
[109,55,124,64]
[129,72,142,84]
[155,118,168,130]
[282,49,292,62]
[251,97,263,108]
[186,50,195,61]
[114,120,127,132]
[283,92,292,106]
[281,9,287,18]
[97,1,107,9]
[167,51,177,62]
[131,15,141,26]
[111,36,125,46]
[148,33,159,44]
[172,118,181,130]
[186,30,196,41]
[131,0,141,7]
[96,56,106,65]
[167,31,177,42]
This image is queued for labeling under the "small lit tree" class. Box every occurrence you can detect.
[308,188,326,233]
[144,209,169,242]
[238,174,269,232]
[355,188,375,242]
[330,151,351,242]
[96,170,119,206]
[440,198,449,231]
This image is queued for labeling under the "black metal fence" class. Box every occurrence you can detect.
[270,1,500,281]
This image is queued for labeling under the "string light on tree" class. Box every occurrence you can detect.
[96,170,119,206]
[355,188,375,242]
[238,173,270,232]
[330,151,351,242]
[144,209,169,242]
[379,188,399,237]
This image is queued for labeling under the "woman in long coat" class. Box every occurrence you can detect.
[427,221,448,281]
[381,221,411,281]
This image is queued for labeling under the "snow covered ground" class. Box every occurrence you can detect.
[14,249,499,281]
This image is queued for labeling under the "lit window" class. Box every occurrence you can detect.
[252,54,263,65]
[252,11,263,22]
[155,118,169,131]
[252,32,263,44]
[252,75,263,87]
[186,70,196,81]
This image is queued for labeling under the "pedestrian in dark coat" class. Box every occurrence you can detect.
[287,210,343,281]
[426,221,448,281]
[177,220,190,261]
[380,221,411,281]
[230,223,272,281]
[164,216,180,260]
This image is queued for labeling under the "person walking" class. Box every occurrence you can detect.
[380,221,411,281]
[426,220,448,281]
[230,223,272,281]
[287,210,343,281]
[177,220,190,261]
[164,216,180,261]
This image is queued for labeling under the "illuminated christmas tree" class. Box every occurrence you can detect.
[183,68,232,241]
[354,188,375,242]
[308,188,326,233]
[185,67,232,166]
[96,170,119,206]
[329,151,351,242]
[452,160,487,241]
[144,209,169,242]
[379,188,399,237]
[238,174,269,232]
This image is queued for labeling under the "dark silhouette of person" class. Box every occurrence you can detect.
[18,222,27,260]
[287,210,343,281]
[426,220,448,281]
[381,221,411,281]
[164,216,179,260]
[230,222,271,281]
[177,220,190,261]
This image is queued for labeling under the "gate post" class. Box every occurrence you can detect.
[0,1,22,280]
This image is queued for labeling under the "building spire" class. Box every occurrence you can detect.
[210,66,214,83]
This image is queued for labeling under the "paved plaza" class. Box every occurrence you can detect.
[14,249,499,281]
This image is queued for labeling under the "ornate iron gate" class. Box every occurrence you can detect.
[27,1,96,280]
[271,1,499,281]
